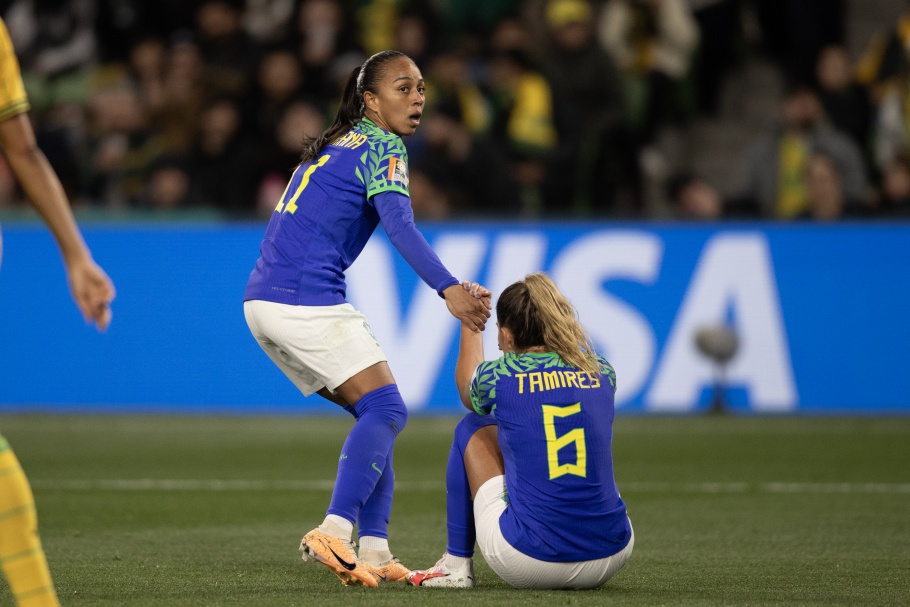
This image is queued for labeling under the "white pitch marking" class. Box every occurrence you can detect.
[30,479,443,491]
[29,480,910,494]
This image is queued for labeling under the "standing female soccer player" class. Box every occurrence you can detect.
[0,16,115,607]
[243,50,490,588]
[409,273,633,589]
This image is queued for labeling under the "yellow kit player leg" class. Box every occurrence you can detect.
[0,16,110,606]
[0,436,59,607]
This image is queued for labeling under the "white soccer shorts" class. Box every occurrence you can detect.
[473,475,634,589]
[243,299,387,397]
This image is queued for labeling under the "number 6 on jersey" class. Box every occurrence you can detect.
[542,403,587,480]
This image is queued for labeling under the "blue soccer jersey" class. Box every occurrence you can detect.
[469,352,632,562]
[244,119,457,306]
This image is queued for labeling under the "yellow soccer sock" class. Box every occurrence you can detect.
[0,439,60,607]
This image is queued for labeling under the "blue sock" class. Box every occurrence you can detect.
[445,412,498,558]
[327,384,408,525]
[357,450,393,540]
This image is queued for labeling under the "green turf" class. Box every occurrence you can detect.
[1,414,908,606]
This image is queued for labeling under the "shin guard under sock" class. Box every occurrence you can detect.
[327,384,408,524]
[445,413,497,558]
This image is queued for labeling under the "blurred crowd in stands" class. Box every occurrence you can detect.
[1,0,909,221]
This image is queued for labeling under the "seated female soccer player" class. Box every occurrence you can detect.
[409,274,634,589]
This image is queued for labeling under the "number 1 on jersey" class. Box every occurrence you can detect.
[275,154,330,214]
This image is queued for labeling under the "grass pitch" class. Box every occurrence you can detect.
[0,414,908,606]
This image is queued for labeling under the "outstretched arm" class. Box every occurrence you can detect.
[0,113,115,330]
[374,190,491,330]
[455,282,490,410]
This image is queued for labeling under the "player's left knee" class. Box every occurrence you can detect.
[453,412,497,456]
[355,384,409,435]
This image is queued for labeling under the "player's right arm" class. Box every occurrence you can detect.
[0,114,87,264]
[456,322,484,410]
[365,131,490,330]
[374,189,491,331]
[455,279,493,409]
[0,112,115,331]
[0,18,114,331]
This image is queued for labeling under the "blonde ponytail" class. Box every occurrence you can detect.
[497,273,601,377]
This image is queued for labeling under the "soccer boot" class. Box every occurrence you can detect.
[356,555,412,584]
[299,528,379,588]
[407,553,475,588]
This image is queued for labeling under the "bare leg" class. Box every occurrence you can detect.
[333,361,396,406]
[464,425,505,499]
[317,362,395,416]
[317,388,351,408]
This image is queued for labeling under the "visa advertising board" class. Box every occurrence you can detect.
[0,222,907,414]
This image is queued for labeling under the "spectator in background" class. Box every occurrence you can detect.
[800,153,848,221]
[407,168,452,220]
[799,153,869,221]
[243,0,296,44]
[127,35,168,117]
[288,0,363,105]
[876,153,910,218]
[597,0,699,150]
[855,0,910,101]
[244,46,305,138]
[814,45,873,169]
[394,10,438,72]
[666,172,723,220]
[194,0,260,98]
[411,100,521,217]
[3,0,96,203]
[255,99,327,218]
[272,100,325,170]
[489,15,533,55]
[4,0,97,110]
[187,96,259,214]
[29,103,84,206]
[438,0,527,43]
[354,0,397,56]
[748,0,845,89]
[689,0,743,117]
[730,85,867,219]
[84,84,163,207]
[95,0,198,62]
[140,156,191,211]
[424,50,491,137]
[540,0,636,216]
[485,48,558,216]
[155,33,208,156]
[870,37,910,175]
[94,0,187,65]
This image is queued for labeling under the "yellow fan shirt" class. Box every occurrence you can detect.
[0,17,29,124]
[776,133,809,219]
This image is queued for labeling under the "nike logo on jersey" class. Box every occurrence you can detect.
[328,546,357,571]
[371,462,383,474]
